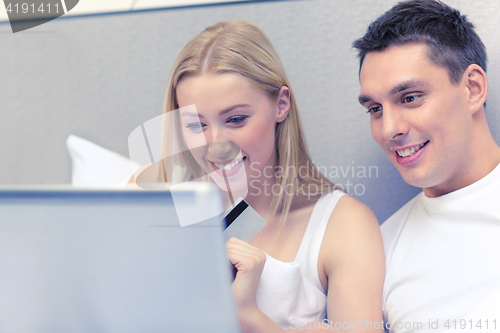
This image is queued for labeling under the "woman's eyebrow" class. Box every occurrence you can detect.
[180,110,202,118]
[218,104,251,116]
[180,103,251,118]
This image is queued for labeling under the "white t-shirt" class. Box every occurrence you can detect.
[256,190,345,330]
[381,163,500,333]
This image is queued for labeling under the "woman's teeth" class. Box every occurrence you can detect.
[397,142,426,158]
[214,157,243,171]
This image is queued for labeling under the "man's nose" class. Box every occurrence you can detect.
[382,106,409,141]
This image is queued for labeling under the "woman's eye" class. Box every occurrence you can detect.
[226,116,248,126]
[185,122,204,132]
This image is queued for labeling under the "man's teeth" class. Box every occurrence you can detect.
[214,157,243,171]
[397,143,426,158]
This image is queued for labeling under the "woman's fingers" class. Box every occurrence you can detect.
[226,237,266,311]
[226,237,266,270]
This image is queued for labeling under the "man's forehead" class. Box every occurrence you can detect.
[359,43,439,98]
[361,43,430,72]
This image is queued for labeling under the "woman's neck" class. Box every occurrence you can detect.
[243,186,274,219]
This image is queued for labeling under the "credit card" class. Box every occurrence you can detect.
[222,197,267,243]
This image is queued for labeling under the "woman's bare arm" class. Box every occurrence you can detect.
[289,195,385,332]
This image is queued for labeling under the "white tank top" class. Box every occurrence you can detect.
[255,190,345,329]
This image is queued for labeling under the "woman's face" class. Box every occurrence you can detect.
[176,72,290,195]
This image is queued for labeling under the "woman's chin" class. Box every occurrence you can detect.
[209,170,248,198]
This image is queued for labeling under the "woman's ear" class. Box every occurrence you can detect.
[463,64,488,114]
[276,86,291,122]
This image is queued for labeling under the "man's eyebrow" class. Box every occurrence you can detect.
[358,79,428,106]
[358,95,372,105]
[390,80,427,95]
[180,104,251,118]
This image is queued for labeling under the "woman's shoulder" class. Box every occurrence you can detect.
[321,192,382,263]
[327,191,378,229]
[318,191,384,290]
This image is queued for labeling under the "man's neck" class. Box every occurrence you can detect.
[423,142,500,198]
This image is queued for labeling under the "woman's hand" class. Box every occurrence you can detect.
[225,237,266,314]
[226,237,285,333]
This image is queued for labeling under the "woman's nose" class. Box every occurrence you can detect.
[207,142,240,161]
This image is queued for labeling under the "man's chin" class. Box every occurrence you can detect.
[399,171,432,190]
[385,151,434,189]
[392,163,428,189]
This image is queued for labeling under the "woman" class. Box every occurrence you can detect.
[153,20,384,332]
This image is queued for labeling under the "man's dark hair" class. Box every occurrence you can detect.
[352,0,487,83]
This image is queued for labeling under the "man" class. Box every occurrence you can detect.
[354,0,500,332]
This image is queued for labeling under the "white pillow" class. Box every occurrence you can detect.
[66,135,141,187]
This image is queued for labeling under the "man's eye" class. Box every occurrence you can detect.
[367,106,382,114]
[186,123,204,132]
[402,95,418,103]
[226,116,248,126]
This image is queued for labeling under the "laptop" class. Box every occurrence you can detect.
[0,184,241,333]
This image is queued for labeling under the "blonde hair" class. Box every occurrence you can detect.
[163,19,336,226]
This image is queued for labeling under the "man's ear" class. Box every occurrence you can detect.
[276,86,291,122]
[463,64,488,114]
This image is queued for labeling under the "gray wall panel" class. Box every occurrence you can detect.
[1,0,499,222]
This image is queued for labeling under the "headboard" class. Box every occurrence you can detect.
[1,0,499,222]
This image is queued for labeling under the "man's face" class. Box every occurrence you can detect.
[359,42,475,197]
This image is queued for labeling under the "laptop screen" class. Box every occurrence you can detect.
[0,185,241,333]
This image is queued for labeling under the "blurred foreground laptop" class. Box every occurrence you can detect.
[0,183,241,333]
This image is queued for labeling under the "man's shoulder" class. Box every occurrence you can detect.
[380,193,421,255]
